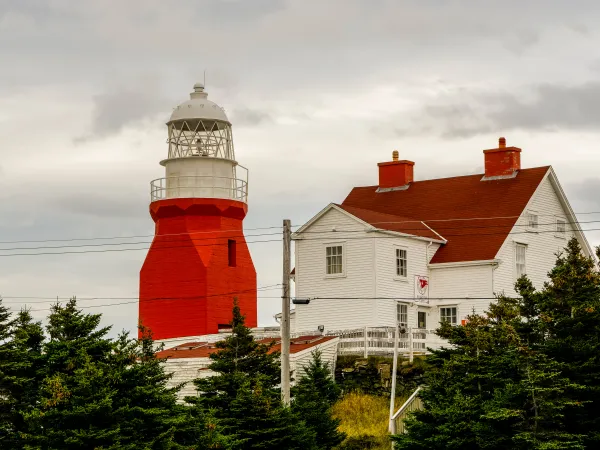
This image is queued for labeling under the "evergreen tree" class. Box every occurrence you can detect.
[110,325,230,449]
[535,238,600,448]
[189,299,317,449]
[0,298,15,444]
[0,309,44,449]
[22,299,121,449]
[392,294,583,449]
[21,298,224,449]
[291,350,345,449]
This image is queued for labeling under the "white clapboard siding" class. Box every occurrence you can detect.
[291,337,339,381]
[163,337,340,402]
[164,358,214,401]
[493,174,578,296]
[294,208,377,332]
[374,237,438,327]
[429,264,494,325]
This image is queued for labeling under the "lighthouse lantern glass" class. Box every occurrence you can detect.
[167,119,234,161]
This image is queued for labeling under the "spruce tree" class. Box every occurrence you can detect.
[392,294,583,449]
[110,325,230,449]
[535,238,600,448]
[0,309,44,449]
[22,299,120,449]
[21,298,224,449]
[0,298,14,444]
[291,350,345,449]
[189,300,317,449]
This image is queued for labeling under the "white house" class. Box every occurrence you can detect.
[291,138,594,340]
[157,335,339,401]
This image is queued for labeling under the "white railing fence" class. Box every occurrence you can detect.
[150,175,248,203]
[391,386,424,435]
[326,326,444,357]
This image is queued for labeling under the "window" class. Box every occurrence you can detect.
[515,243,527,278]
[556,218,566,236]
[397,303,408,326]
[440,307,457,325]
[396,248,407,277]
[326,245,343,275]
[527,212,539,230]
[228,240,236,267]
[418,311,427,329]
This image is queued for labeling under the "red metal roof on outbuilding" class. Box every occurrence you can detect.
[156,335,337,360]
[340,167,550,264]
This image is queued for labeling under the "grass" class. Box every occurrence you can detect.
[332,392,393,450]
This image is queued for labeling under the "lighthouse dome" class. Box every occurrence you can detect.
[168,82,230,124]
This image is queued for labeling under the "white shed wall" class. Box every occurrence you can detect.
[291,338,339,381]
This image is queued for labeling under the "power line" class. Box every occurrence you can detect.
[1,210,600,246]
[0,231,282,252]
[300,219,600,235]
[0,284,283,304]
[0,238,282,257]
[0,226,598,258]
[0,225,286,245]
[3,284,283,312]
[0,218,597,253]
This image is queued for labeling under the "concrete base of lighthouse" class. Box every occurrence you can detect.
[139,197,257,341]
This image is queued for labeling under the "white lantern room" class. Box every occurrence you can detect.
[150,83,248,203]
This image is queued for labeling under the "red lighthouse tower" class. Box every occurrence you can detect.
[139,83,257,341]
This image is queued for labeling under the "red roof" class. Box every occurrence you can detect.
[340,167,550,264]
[156,335,337,360]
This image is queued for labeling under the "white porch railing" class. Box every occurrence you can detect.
[327,327,444,356]
[391,386,424,434]
[150,175,248,203]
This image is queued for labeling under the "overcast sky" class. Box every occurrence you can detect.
[1,0,600,336]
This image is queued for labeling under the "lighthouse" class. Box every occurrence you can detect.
[139,83,257,341]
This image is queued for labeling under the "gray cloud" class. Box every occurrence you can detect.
[569,178,600,209]
[52,192,147,219]
[395,82,600,138]
[81,86,170,140]
[230,108,272,127]
[3,0,600,336]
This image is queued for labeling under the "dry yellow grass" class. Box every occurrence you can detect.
[332,392,392,449]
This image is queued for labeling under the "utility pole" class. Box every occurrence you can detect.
[388,322,400,433]
[281,219,292,406]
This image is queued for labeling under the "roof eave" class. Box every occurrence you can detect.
[372,228,447,244]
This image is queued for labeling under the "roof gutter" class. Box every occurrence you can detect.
[428,259,502,269]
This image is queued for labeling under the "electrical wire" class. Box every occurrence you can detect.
[0,226,598,257]
[3,284,284,312]
[0,284,283,304]
[0,219,597,253]
[1,210,599,246]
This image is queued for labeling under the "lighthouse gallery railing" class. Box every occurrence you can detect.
[150,176,248,203]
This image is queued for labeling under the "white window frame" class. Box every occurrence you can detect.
[515,242,527,279]
[555,217,567,238]
[394,246,408,280]
[397,302,408,326]
[526,210,539,232]
[324,242,346,278]
[417,311,427,329]
[439,306,457,325]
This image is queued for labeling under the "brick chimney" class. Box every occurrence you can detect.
[483,137,521,179]
[378,150,414,189]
